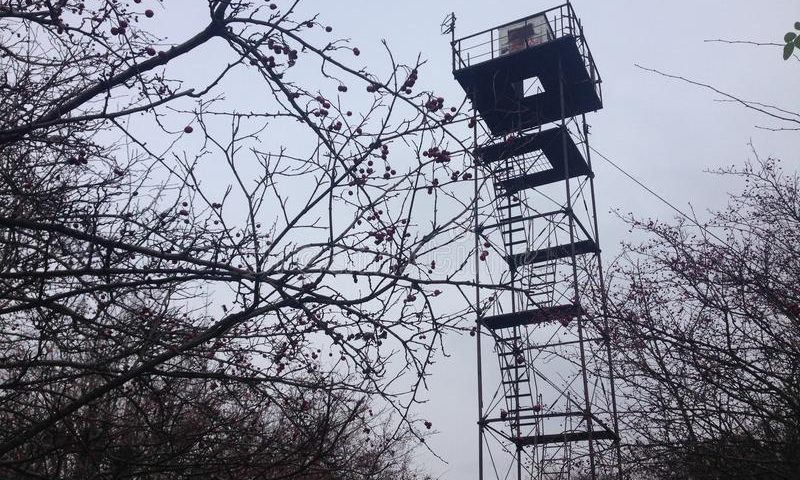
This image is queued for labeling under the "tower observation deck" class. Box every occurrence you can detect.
[452,4,622,480]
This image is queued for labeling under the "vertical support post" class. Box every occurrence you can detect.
[558,57,597,480]
[473,100,485,480]
[582,113,624,480]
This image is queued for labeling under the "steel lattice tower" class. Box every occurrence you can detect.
[450,4,622,480]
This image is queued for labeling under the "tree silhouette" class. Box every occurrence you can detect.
[0,1,478,476]
[606,158,800,479]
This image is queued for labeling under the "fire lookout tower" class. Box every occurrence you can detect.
[451,3,622,479]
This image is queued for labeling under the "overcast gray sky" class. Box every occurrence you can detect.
[297,1,799,478]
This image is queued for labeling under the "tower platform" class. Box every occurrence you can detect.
[452,5,602,136]
[481,304,584,330]
[514,429,618,446]
[506,238,598,270]
[475,126,592,194]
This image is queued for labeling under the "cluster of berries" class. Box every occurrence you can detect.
[401,68,418,94]
[424,96,445,112]
[423,146,451,163]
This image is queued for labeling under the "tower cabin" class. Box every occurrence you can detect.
[452,3,602,137]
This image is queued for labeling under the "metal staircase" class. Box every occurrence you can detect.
[497,333,538,439]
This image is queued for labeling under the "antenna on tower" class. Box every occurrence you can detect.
[441,12,456,41]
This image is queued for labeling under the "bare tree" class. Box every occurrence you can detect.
[6,353,428,479]
[0,0,479,476]
[605,157,800,479]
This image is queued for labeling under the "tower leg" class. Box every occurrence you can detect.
[473,97,485,480]
[582,113,624,480]
[558,55,597,480]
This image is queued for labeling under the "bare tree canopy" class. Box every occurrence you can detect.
[0,0,478,477]
[607,158,800,479]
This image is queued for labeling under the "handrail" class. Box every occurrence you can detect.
[451,3,602,102]
[454,3,568,44]
[452,4,571,71]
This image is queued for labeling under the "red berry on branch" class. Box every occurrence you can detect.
[184,126,193,133]
[353,47,360,56]
[325,26,333,32]
[145,9,154,17]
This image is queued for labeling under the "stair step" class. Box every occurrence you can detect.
[504,239,528,248]
[500,364,525,371]
[497,203,521,210]
[509,407,543,413]
[503,379,529,385]
[516,421,539,427]
[497,336,521,342]
[498,350,524,357]
[524,272,556,280]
